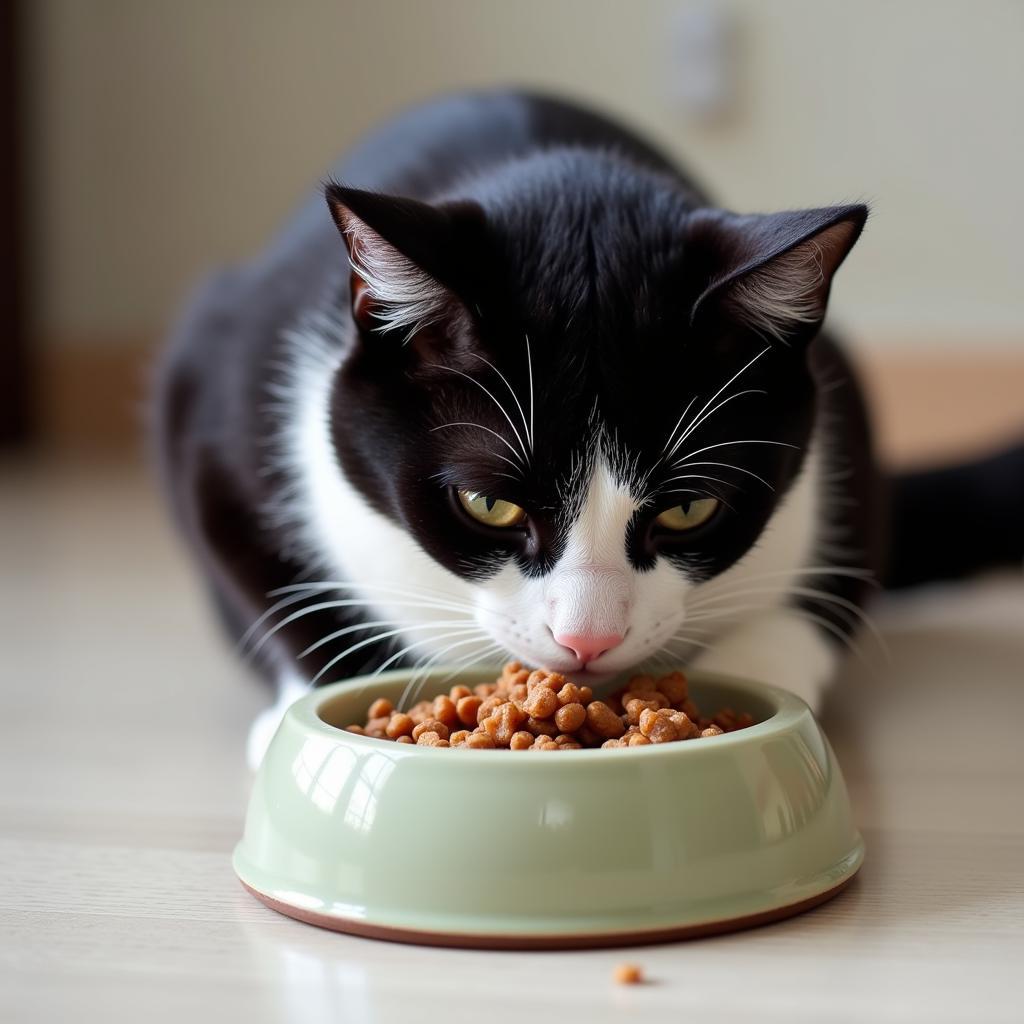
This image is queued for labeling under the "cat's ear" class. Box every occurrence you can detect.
[325,182,483,341]
[689,204,867,345]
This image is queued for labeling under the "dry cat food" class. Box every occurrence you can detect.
[344,663,756,750]
[613,963,645,985]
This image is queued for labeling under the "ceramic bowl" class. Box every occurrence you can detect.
[233,667,863,948]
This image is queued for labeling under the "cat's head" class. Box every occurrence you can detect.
[323,151,866,680]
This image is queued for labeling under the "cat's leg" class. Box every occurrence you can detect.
[687,607,838,713]
[246,673,311,770]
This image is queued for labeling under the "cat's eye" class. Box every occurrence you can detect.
[457,490,527,529]
[655,498,720,531]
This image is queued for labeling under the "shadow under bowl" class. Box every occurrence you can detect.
[233,667,863,948]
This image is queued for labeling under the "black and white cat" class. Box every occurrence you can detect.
[156,91,1023,766]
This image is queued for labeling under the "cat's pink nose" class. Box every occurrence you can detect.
[553,632,624,665]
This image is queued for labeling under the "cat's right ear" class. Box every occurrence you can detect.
[325,183,482,342]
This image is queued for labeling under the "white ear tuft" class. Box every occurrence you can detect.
[722,237,827,342]
[702,212,864,344]
[344,214,451,339]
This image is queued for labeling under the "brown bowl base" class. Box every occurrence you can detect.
[239,871,858,950]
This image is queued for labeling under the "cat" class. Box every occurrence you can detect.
[155,90,1024,767]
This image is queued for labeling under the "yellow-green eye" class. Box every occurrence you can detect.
[457,490,527,529]
[655,498,720,531]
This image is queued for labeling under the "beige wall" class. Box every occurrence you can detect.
[26,0,1024,349]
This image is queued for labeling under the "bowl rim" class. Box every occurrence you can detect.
[286,666,811,763]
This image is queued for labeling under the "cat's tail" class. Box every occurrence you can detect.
[884,438,1024,589]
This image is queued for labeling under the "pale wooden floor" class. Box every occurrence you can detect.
[2,458,1023,1023]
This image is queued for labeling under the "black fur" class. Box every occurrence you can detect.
[155,90,1019,687]
[886,441,1024,588]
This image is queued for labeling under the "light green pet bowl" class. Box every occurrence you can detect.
[234,668,863,948]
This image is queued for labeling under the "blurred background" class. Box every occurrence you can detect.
[4,0,1023,462]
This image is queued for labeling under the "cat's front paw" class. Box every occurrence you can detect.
[686,609,837,714]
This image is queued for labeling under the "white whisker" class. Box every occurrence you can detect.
[395,633,498,709]
[247,597,486,661]
[682,603,871,665]
[661,395,698,458]
[267,579,482,608]
[465,351,532,457]
[242,580,482,654]
[687,583,889,659]
[660,473,738,492]
[670,460,775,491]
[238,586,329,652]
[407,633,497,690]
[430,422,525,469]
[427,641,506,696]
[426,363,530,464]
[299,618,473,660]
[662,633,714,652]
[666,347,770,461]
[669,388,767,460]
[674,439,801,463]
[379,629,487,686]
[695,565,876,590]
[525,334,535,451]
[312,624,483,686]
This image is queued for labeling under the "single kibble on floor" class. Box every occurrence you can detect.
[342,664,756,750]
[613,963,644,985]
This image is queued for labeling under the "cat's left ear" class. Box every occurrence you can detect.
[325,182,484,341]
[689,204,868,345]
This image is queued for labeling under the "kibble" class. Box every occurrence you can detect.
[455,694,483,727]
[613,963,645,985]
[412,718,449,742]
[343,664,757,751]
[367,697,393,720]
[586,700,626,739]
[524,686,559,719]
[509,730,535,750]
[385,713,414,739]
[554,701,587,733]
